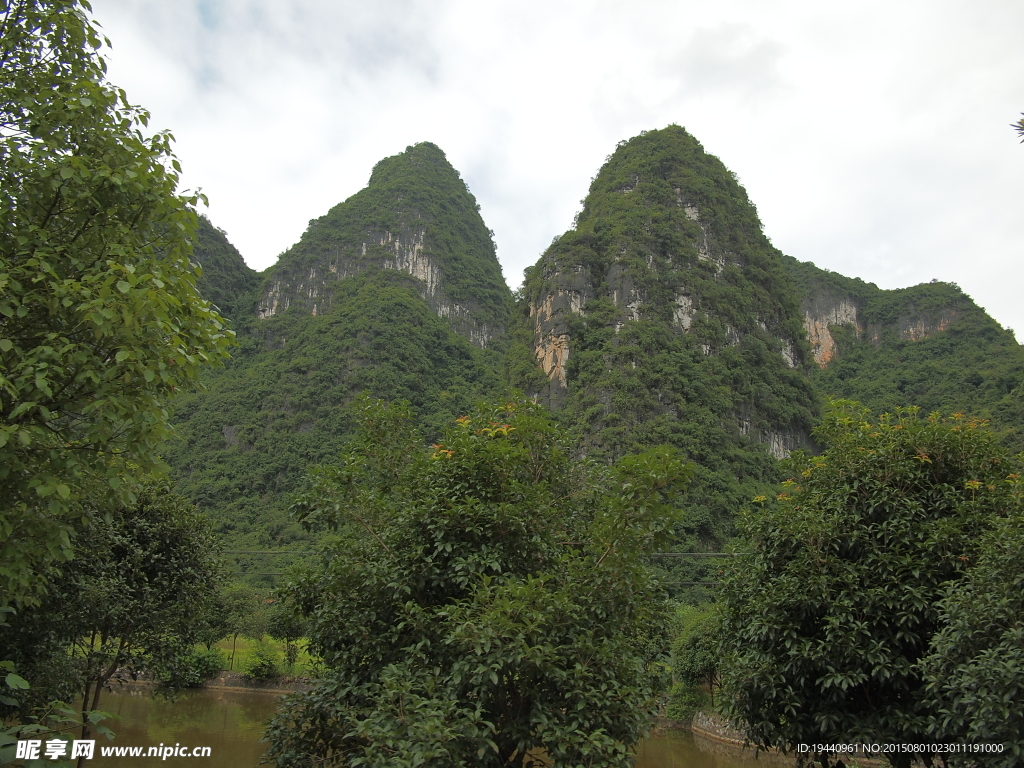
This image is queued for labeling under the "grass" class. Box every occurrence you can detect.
[213,635,319,677]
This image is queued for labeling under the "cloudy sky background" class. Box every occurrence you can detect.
[91,0,1024,333]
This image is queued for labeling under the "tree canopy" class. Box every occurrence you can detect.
[920,509,1024,765]
[0,0,233,606]
[265,397,692,768]
[720,402,1022,767]
[0,481,222,738]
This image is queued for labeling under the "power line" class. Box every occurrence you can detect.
[649,552,746,557]
[222,550,312,554]
[224,551,747,557]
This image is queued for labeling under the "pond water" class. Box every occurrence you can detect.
[87,687,781,768]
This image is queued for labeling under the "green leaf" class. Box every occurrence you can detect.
[0,339,12,352]
[4,673,29,690]
[116,280,131,293]
[115,349,129,363]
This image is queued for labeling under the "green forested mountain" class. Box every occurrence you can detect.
[168,129,1024,585]
[164,144,510,576]
[254,141,509,345]
[509,126,818,553]
[787,257,1024,450]
[192,216,260,322]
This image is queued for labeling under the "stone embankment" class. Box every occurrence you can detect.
[675,712,895,767]
[205,672,312,694]
[120,671,311,695]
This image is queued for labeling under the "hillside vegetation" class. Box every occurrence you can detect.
[171,127,1024,585]
[786,257,1024,451]
[165,145,511,576]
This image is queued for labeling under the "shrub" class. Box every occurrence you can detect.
[154,647,226,690]
[242,641,280,680]
[665,683,710,722]
[721,402,1022,767]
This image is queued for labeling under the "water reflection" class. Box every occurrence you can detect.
[91,687,779,768]
[90,687,274,767]
[637,728,788,768]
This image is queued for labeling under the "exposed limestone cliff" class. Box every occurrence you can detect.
[787,257,979,369]
[784,255,1024,451]
[802,295,861,367]
[529,268,590,385]
[518,126,816,466]
[253,143,509,347]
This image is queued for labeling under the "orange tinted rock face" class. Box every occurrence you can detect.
[803,299,860,368]
[533,325,571,388]
[899,310,957,341]
[802,297,961,369]
[529,269,592,406]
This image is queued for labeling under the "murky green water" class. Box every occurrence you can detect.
[88,687,778,767]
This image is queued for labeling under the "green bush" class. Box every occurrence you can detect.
[154,647,226,690]
[242,641,280,680]
[191,648,227,682]
[665,683,710,722]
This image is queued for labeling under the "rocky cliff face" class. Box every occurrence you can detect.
[254,143,509,347]
[787,258,977,368]
[802,294,861,367]
[518,126,816,464]
[802,296,962,367]
[784,256,1024,451]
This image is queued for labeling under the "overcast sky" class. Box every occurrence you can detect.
[91,0,1024,334]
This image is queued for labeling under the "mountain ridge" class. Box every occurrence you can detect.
[251,142,510,347]
[178,128,1024,578]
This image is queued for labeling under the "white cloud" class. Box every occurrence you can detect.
[92,0,1024,333]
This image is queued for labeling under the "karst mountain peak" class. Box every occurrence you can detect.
[252,141,510,347]
[180,126,1024,565]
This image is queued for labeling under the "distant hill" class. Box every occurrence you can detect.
[787,257,1024,450]
[192,216,260,322]
[165,145,511,576]
[508,126,819,583]
[168,130,1024,585]
[252,141,509,346]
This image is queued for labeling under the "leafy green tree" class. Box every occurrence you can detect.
[670,603,721,707]
[265,397,692,768]
[267,599,307,672]
[191,583,234,651]
[720,402,1021,767]
[0,482,223,744]
[0,0,233,608]
[220,583,264,671]
[920,506,1024,765]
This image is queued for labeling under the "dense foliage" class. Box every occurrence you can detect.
[720,402,1021,766]
[165,269,504,569]
[0,0,232,607]
[0,482,222,736]
[192,216,259,322]
[920,510,1024,765]
[265,397,692,767]
[670,603,721,705]
[784,258,1024,451]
